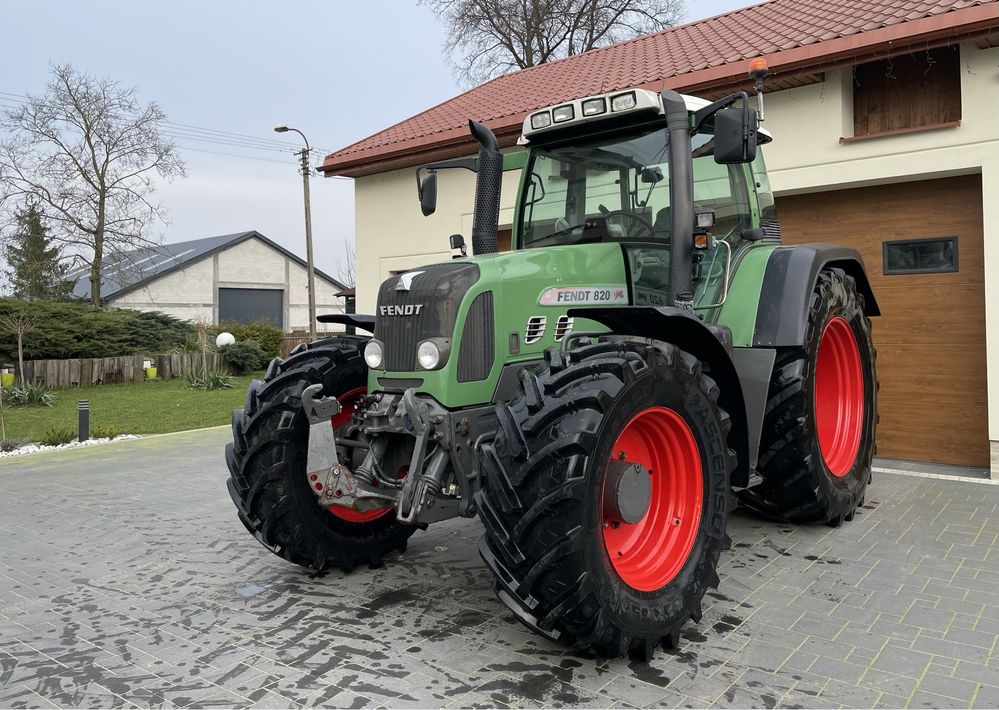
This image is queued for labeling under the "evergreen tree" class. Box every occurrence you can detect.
[4,204,71,300]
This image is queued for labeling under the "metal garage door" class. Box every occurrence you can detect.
[776,175,987,468]
[218,288,284,327]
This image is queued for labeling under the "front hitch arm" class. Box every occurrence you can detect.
[302,384,397,512]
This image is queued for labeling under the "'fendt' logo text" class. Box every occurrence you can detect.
[379,304,424,316]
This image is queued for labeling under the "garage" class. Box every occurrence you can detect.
[218,287,284,326]
[776,174,988,468]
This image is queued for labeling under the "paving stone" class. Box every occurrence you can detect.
[808,657,868,685]
[917,671,980,702]
[901,605,954,632]
[859,668,919,698]
[943,626,997,650]
[871,645,933,678]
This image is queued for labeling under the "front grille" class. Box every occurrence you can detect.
[375,263,479,371]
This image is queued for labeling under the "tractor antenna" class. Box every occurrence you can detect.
[748,58,769,123]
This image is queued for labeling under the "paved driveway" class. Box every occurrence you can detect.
[1,428,998,708]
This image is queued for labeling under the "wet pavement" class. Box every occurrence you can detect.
[1,427,998,708]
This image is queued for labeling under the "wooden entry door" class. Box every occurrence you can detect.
[775,175,987,468]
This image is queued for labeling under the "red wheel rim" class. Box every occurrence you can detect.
[317,386,392,523]
[814,316,864,477]
[602,406,703,592]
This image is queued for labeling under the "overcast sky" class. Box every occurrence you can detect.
[1,0,759,279]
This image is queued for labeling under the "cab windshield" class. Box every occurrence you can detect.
[519,127,751,249]
[518,124,752,310]
[520,127,671,249]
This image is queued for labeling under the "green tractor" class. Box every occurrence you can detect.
[226,69,878,659]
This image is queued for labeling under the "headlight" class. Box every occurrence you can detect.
[582,98,606,116]
[552,104,574,123]
[363,340,383,369]
[530,111,552,130]
[417,340,441,370]
[610,91,637,112]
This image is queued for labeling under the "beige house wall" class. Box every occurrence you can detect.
[351,41,999,471]
[111,237,345,332]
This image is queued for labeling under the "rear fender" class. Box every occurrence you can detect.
[569,306,750,487]
[754,244,879,347]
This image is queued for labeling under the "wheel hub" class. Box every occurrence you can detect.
[602,460,652,525]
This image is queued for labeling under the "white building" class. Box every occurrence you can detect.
[68,231,346,331]
[318,0,999,474]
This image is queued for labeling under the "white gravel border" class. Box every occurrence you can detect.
[0,435,140,458]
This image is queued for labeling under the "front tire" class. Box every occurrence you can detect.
[476,338,734,659]
[739,267,877,524]
[225,336,416,572]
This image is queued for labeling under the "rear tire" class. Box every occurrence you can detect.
[739,267,877,524]
[476,338,734,659]
[225,336,415,572]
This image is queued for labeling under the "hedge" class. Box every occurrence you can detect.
[0,298,197,362]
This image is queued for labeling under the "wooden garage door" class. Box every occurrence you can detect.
[776,175,987,467]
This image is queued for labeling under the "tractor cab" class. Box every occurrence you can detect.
[514,89,774,312]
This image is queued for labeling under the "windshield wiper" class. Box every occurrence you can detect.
[545,222,588,239]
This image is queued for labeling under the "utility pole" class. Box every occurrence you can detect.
[275,124,318,341]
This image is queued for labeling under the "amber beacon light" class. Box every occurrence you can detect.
[748,58,770,122]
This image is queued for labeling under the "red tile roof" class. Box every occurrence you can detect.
[320,0,998,176]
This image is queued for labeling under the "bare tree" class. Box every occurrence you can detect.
[335,240,356,289]
[0,311,38,386]
[0,64,185,305]
[422,0,684,85]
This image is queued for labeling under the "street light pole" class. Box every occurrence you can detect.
[275,124,317,342]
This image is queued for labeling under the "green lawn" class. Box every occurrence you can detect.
[1,373,263,443]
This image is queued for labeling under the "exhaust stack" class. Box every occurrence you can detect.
[469,120,502,256]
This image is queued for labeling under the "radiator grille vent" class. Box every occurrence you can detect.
[457,291,495,382]
[524,316,547,344]
[554,315,574,342]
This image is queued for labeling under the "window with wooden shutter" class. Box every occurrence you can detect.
[852,46,961,138]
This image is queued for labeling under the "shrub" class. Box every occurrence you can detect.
[186,368,233,391]
[38,428,75,446]
[89,425,120,440]
[220,340,266,374]
[2,384,56,407]
[215,320,283,359]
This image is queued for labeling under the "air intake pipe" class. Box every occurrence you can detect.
[469,120,502,256]
[660,89,694,309]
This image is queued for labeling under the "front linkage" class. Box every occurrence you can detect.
[304,383,494,526]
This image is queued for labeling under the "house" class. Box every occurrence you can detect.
[67,230,346,331]
[318,0,999,473]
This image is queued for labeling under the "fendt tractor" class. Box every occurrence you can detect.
[226,61,879,659]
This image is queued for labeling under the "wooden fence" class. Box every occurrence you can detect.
[18,353,232,389]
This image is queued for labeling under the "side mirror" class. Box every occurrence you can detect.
[449,233,467,258]
[640,166,664,184]
[713,106,758,164]
[417,170,438,216]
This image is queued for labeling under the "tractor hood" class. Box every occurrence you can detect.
[368,243,628,408]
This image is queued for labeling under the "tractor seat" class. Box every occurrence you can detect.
[653,207,671,241]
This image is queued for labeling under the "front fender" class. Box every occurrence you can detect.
[568,306,750,487]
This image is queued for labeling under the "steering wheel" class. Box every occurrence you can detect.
[601,209,655,240]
